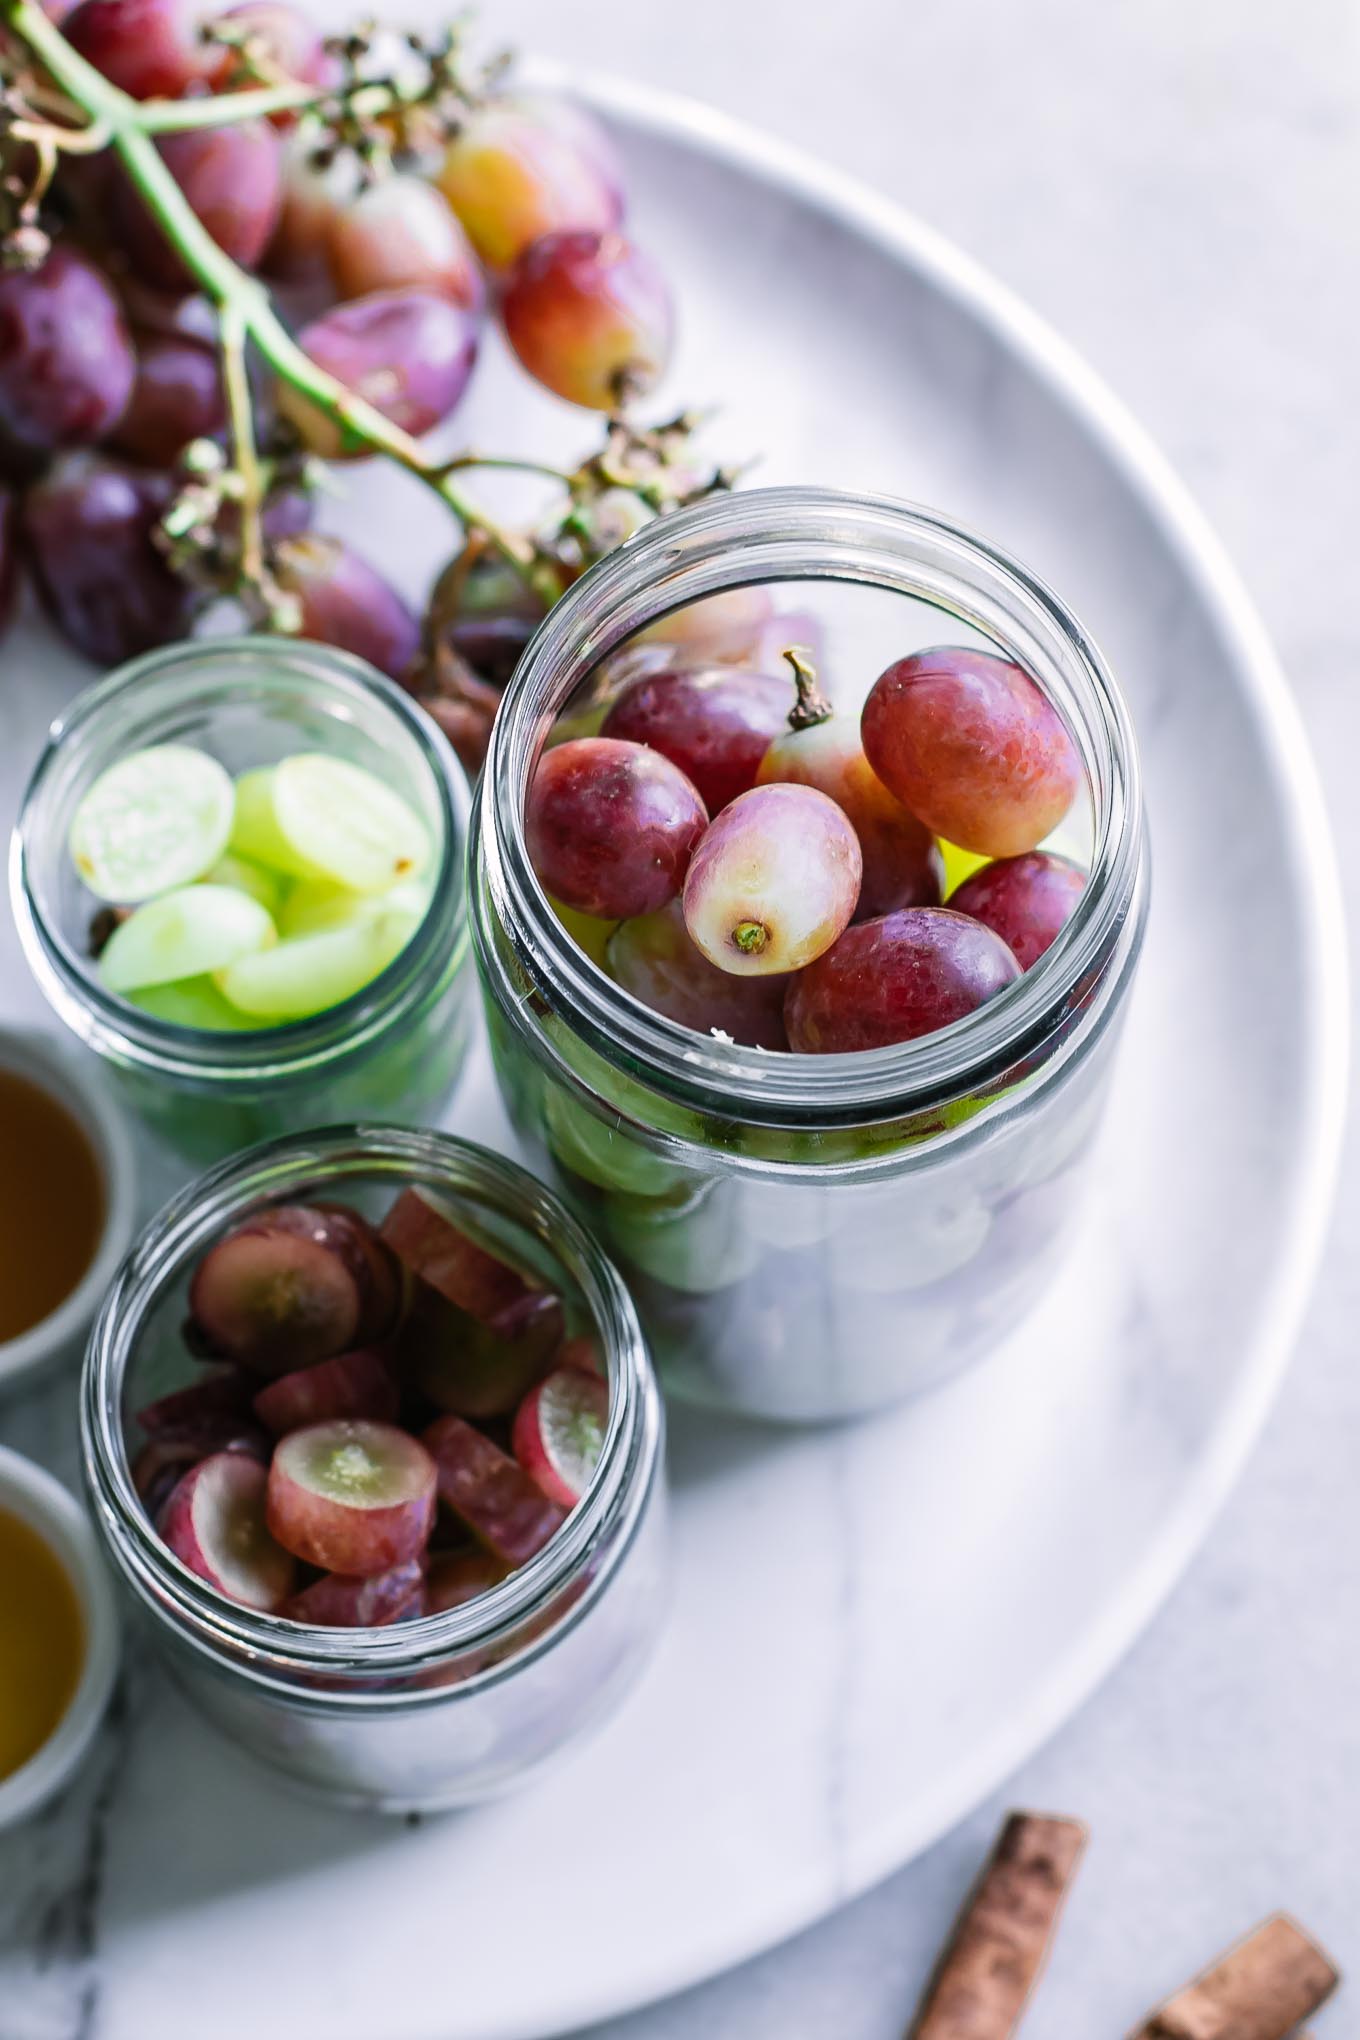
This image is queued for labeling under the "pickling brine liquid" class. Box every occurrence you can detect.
[0,1508,84,1779]
[0,1068,104,1342]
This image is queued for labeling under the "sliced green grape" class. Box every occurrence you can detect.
[202,852,287,916]
[70,744,234,902]
[548,895,615,970]
[544,1085,686,1197]
[100,885,277,993]
[275,754,431,894]
[939,838,990,899]
[602,1181,756,1294]
[215,901,419,1020]
[229,767,329,883]
[280,876,431,939]
[128,975,260,1032]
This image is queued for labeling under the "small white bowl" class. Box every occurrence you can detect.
[0,1027,138,1396]
[0,1445,120,1830]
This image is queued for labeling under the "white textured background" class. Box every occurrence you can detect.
[481,0,1359,2032]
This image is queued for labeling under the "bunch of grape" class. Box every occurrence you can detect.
[0,0,677,755]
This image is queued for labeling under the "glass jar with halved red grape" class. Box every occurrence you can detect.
[472,487,1148,1422]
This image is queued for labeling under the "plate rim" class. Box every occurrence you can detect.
[488,60,1352,2037]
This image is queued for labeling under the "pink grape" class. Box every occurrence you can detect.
[266,1418,436,1576]
[602,665,789,814]
[526,736,708,920]
[204,4,334,102]
[607,899,789,1049]
[784,906,1021,1053]
[114,120,283,293]
[278,289,478,455]
[66,0,207,99]
[501,231,673,411]
[682,783,861,976]
[328,175,484,311]
[265,133,360,278]
[426,539,550,689]
[273,535,420,682]
[0,247,135,452]
[861,646,1081,857]
[112,331,226,467]
[23,454,195,665]
[948,851,1086,969]
[160,1453,297,1611]
[436,95,624,271]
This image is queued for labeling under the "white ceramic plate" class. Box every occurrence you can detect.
[0,68,1345,2040]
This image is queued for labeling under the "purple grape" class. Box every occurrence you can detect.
[112,332,226,467]
[601,665,789,814]
[607,900,789,1049]
[278,290,479,456]
[0,247,136,453]
[113,121,284,293]
[23,454,195,665]
[526,737,708,920]
[682,783,861,976]
[426,540,549,690]
[784,907,1020,1053]
[948,852,1086,969]
[273,535,420,682]
[65,0,208,99]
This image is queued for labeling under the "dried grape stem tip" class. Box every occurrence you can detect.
[904,1810,1088,2040]
[1127,1913,1339,2040]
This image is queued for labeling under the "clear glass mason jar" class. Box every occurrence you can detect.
[12,638,474,1167]
[81,1127,666,1813]
[472,487,1149,1423]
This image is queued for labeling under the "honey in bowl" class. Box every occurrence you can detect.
[0,1067,105,1344]
[0,1508,85,1779]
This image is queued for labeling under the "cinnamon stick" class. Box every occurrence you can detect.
[1128,1913,1339,2040]
[905,1811,1088,2038]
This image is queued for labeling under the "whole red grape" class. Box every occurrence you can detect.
[23,453,195,665]
[0,247,135,453]
[602,666,789,813]
[607,899,789,1050]
[639,586,774,664]
[861,645,1081,858]
[427,540,549,690]
[112,331,226,467]
[278,290,478,456]
[113,120,284,292]
[526,737,708,920]
[948,852,1086,969]
[328,176,484,312]
[66,0,207,99]
[273,535,420,682]
[204,3,335,104]
[436,96,624,271]
[265,133,360,279]
[784,906,1020,1053]
[501,231,673,411]
[682,783,862,976]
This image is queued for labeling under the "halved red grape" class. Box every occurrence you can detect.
[272,535,420,682]
[131,1424,268,1526]
[861,647,1081,857]
[683,782,861,976]
[136,1367,253,1437]
[502,230,672,410]
[602,666,789,814]
[436,95,624,271]
[283,1556,426,1628]
[425,1549,507,1611]
[161,1453,297,1610]
[112,331,226,468]
[328,175,484,311]
[23,454,195,665]
[267,1419,436,1575]
[381,1188,543,1323]
[424,1414,567,1567]
[606,898,789,1048]
[114,121,283,293]
[949,852,1087,970]
[512,1365,607,1508]
[0,247,135,452]
[784,905,1021,1053]
[189,1205,383,1377]
[526,736,707,920]
[252,1347,399,1438]
[66,0,207,99]
[278,289,478,455]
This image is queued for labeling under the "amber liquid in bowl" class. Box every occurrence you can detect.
[0,1508,85,1779]
[0,1069,105,1343]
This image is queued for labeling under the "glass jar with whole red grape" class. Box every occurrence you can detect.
[472,487,1148,1422]
[82,1127,665,1812]
[13,638,474,1169]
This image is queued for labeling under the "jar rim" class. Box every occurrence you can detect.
[476,485,1144,1127]
[10,637,470,1085]
[80,1125,661,1694]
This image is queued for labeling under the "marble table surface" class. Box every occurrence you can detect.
[3,1,1358,2036]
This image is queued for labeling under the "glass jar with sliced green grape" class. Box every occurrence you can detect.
[472,487,1149,1422]
[13,639,473,1167]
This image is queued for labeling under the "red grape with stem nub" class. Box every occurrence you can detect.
[66,0,207,100]
[502,230,673,410]
[23,454,195,665]
[328,175,485,311]
[601,665,790,814]
[436,95,625,271]
[757,649,943,917]
[113,120,284,293]
[862,645,1081,857]
[527,736,708,920]
[948,851,1086,969]
[607,899,790,1049]
[278,289,479,455]
[0,247,136,453]
[682,782,861,976]
[273,535,421,682]
[784,906,1021,1053]
[112,331,226,467]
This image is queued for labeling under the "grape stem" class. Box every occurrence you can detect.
[781,646,833,730]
